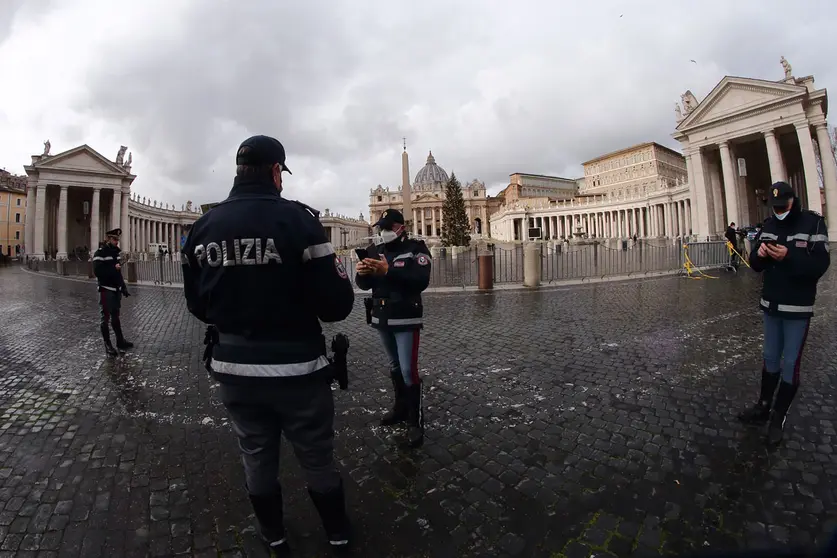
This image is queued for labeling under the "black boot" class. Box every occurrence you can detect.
[738,369,780,424]
[248,490,289,552]
[112,321,134,351]
[403,381,424,448]
[767,381,798,446]
[308,479,351,552]
[380,368,408,426]
[101,325,118,357]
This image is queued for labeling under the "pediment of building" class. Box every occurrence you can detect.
[32,145,130,176]
[414,193,441,203]
[677,77,806,130]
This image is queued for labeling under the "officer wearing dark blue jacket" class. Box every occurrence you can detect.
[93,228,132,357]
[181,135,355,553]
[356,209,431,448]
[739,181,830,446]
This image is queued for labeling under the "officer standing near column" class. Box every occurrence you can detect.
[93,227,133,357]
[181,135,355,553]
[356,208,432,448]
[738,181,830,446]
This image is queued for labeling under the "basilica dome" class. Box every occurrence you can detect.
[413,151,449,190]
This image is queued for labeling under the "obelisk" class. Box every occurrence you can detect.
[401,138,412,233]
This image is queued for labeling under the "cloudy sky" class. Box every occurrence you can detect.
[1,0,835,219]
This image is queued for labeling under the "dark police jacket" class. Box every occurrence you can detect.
[355,236,431,331]
[181,177,355,385]
[92,243,125,293]
[749,198,830,319]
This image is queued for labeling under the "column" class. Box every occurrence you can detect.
[24,181,36,255]
[763,130,786,184]
[640,208,646,237]
[718,142,740,226]
[32,184,48,259]
[687,149,712,237]
[121,189,130,252]
[111,188,122,231]
[89,187,101,252]
[56,186,69,259]
[796,123,823,214]
[686,201,692,235]
[815,123,837,236]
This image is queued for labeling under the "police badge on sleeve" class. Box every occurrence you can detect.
[417,254,430,266]
[335,256,348,279]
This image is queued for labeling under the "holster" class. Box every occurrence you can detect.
[330,334,350,390]
[364,297,373,325]
[203,325,219,374]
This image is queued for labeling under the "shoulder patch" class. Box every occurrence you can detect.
[290,199,320,218]
[335,256,348,279]
[416,254,430,266]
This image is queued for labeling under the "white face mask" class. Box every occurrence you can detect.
[774,209,789,220]
[376,230,399,244]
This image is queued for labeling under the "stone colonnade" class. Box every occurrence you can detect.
[686,122,837,236]
[404,205,490,237]
[25,183,130,259]
[494,199,692,242]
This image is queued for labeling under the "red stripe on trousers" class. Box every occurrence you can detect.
[411,330,421,385]
[792,319,810,386]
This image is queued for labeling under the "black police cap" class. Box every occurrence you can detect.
[235,135,292,174]
[769,181,794,207]
[105,228,121,238]
[374,208,405,229]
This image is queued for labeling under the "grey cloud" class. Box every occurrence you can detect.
[62,0,837,217]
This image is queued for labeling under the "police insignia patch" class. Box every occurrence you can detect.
[417,254,430,266]
[394,260,406,268]
[335,257,348,279]
[796,241,807,248]
[773,188,778,197]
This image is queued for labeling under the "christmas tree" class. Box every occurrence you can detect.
[441,173,472,247]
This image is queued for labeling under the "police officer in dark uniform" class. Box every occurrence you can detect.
[738,181,830,445]
[92,228,133,357]
[355,209,432,448]
[181,135,355,553]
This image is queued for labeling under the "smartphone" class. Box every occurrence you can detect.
[355,248,368,261]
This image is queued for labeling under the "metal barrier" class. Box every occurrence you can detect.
[24,240,732,288]
[683,241,729,269]
[430,247,478,288]
[490,244,524,284]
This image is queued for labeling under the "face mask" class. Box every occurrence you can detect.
[377,230,399,244]
[774,209,789,221]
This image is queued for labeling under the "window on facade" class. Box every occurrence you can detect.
[15,213,20,223]
[377,196,382,202]
[15,231,20,240]
[16,199,21,206]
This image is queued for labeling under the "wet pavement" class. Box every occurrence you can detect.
[0,265,836,558]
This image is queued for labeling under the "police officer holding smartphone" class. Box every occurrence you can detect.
[355,209,431,448]
[93,227,133,356]
[739,181,830,446]
[181,136,355,553]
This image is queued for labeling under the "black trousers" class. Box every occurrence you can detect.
[219,377,341,495]
[99,289,122,331]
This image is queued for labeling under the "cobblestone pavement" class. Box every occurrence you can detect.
[1,266,836,558]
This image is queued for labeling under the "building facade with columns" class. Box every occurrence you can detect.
[23,143,200,260]
[320,210,372,248]
[369,150,501,240]
[673,59,836,238]
[489,142,692,241]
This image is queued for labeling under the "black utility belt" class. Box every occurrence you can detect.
[364,297,422,325]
